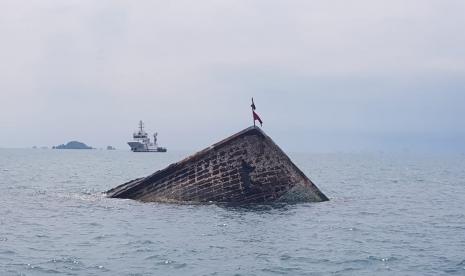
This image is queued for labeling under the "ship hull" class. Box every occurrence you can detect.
[110,127,328,204]
[128,142,167,152]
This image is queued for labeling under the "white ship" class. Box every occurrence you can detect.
[128,121,167,152]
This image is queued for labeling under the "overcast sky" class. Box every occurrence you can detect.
[1,0,464,152]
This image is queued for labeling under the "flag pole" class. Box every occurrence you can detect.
[251,98,256,127]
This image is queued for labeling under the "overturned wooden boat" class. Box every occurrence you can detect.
[107,126,328,204]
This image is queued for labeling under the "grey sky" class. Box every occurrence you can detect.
[1,0,464,152]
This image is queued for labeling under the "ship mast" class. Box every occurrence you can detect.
[139,120,144,133]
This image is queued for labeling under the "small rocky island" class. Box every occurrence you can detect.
[53,141,93,149]
[107,126,328,204]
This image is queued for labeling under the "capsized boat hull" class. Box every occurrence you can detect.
[110,127,328,204]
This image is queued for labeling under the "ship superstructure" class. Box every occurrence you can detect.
[127,121,167,152]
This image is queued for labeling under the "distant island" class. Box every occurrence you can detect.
[53,141,93,150]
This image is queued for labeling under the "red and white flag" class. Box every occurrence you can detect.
[253,110,263,127]
[251,98,263,127]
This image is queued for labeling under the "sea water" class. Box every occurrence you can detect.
[0,149,464,275]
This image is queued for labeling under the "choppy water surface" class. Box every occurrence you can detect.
[0,149,464,275]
